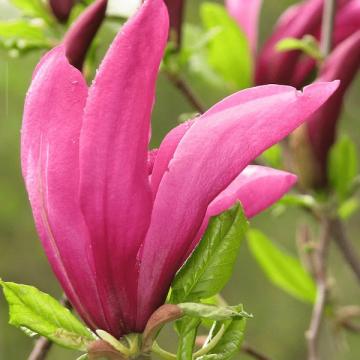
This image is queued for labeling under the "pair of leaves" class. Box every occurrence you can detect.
[176,304,248,360]
[247,229,316,303]
[170,203,249,359]
[0,281,95,351]
[170,203,249,304]
[196,314,246,360]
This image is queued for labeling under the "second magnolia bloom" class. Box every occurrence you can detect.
[21,0,339,338]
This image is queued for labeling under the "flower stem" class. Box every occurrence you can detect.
[241,343,272,360]
[28,295,71,360]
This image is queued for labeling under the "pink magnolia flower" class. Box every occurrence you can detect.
[226,0,360,87]
[300,31,360,186]
[49,0,75,23]
[21,0,338,338]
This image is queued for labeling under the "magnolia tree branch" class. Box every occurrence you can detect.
[242,344,272,360]
[330,218,360,284]
[28,295,71,360]
[165,71,206,114]
[320,0,337,56]
[305,1,338,358]
[306,217,331,360]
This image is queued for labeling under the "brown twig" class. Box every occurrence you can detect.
[165,71,206,114]
[330,218,360,284]
[306,217,332,360]
[28,295,71,360]
[320,0,337,56]
[242,344,271,360]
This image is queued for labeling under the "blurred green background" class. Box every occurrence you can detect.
[0,0,359,359]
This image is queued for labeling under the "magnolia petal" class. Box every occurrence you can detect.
[151,120,195,194]
[64,0,108,70]
[184,166,297,259]
[151,84,299,195]
[226,0,262,54]
[307,31,360,182]
[21,46,108,332]
[49,0,74,23]
[334,0,360,44]
[137,81,339,328]
[79,0,169,333]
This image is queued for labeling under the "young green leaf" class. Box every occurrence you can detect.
[328,135,358,200]
[10,0,53,23]
[338,197,360,220]
[200,3,253,90]
[247,229,316,303]
[181,24,228,89]
[276,35,323,61]
[0,281,95,351]
[277,194,317,210]
[176,317,201,360]
[178,303,251,321]
[170,203,249,303]
[197,306,247,360]
[261,144,283,169]
[0,20,51,52]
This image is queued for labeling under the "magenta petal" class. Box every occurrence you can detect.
[151,120,195,194]
[137,82,339,328]
[333,0,360,44]
[64,0,108,70]
[307,31,360,182]
[184,166,297,259]
[79,0,169,333]
[226,0,262,54]
[21,46,108,332]
[207,165,297,219]
[49,0,74,23]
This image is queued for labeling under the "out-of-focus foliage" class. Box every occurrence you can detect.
[247,229,316,303]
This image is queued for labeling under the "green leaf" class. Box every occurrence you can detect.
[178,303,251,321]
[276,35,323,61]
[328,136,358,200]
[261,144,283,169]
[176,317,200,360]
[200,3,253,90]
[181,24,227,89]
[247,229,316,303]
[197,306,247,360]
[0,20,51,52]
[277,194,317,210]
[338,197,360,220]
[10,0,53,23]
[170,203,249,303]
[1,281,94,351]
